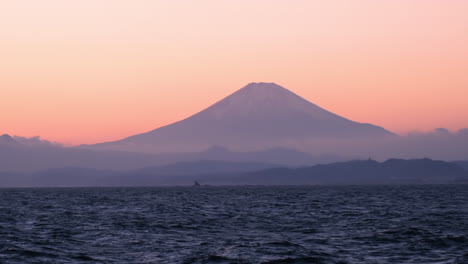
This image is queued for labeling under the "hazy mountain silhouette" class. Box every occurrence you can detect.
[105,160,278,187]
[0,160,278,187]
[90,82,394,153]
[1,158,465,187]
[0,140,335,173]
[229,159,468,185]
[133,160,277,175]
[193,146,341,166]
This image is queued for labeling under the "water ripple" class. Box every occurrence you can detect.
[0,185,467,263]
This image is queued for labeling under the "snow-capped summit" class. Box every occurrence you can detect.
[91,83,395,153]
[196,82,341,121]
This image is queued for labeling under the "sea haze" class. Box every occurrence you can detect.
[1,185,467,264]
[1,158,467,187]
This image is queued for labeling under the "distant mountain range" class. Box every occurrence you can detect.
[231,159,468,185]
[0,137,338,173]
[1,159,466,187]
[2,131,466,186]
[1,82,467,187]
[0,160,278,187]
[89,82,394,153]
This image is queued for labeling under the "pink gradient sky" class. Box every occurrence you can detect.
[1,0,467,145]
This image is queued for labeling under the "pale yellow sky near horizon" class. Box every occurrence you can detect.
[1,0,467,145]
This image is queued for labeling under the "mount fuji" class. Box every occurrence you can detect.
[90,83,394,153]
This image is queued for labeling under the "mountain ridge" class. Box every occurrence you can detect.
[90,82,394,153]
[0,143,333,173]
[1,158,465,187]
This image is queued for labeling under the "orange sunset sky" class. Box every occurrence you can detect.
[1,0,467,145]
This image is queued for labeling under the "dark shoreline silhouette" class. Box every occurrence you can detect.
[1,158,466,188]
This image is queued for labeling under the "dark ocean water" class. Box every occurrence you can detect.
[0,185,467,264]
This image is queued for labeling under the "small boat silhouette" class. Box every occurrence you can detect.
[193,181,201,187]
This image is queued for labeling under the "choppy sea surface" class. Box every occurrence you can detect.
[0,185,467,264]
